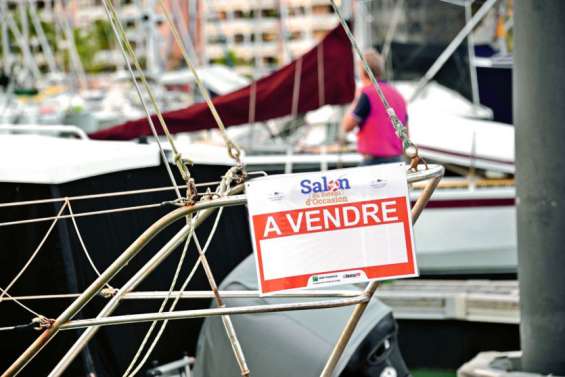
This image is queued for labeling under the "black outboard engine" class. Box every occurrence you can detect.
[192,255,410,377]
[342,313,409,377]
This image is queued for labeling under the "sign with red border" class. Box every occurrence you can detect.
[246,163,417,294]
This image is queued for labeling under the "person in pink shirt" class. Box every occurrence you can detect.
[341,49,408,166]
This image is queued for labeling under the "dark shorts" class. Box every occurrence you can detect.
[360,155,403,166]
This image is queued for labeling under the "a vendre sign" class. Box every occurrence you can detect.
[246,163,417,294]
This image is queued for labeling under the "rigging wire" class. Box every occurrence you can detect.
[125,167,249,376]
[0,182,220,209]
[67,200,114,291]
[155,0,244,167]
[328,0,417,156]
[0,202,164,228]
[125,207,226,377]
[101,0,189,198]
[122,213,196,377]
[0,201,68,302]
[0,287,44,319]
[0,173,264,227]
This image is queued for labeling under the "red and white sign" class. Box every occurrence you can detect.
[246,163,417,294]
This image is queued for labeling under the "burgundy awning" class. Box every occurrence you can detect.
[90,23,355,140]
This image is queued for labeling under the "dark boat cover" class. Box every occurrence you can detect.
[90,23,355,140]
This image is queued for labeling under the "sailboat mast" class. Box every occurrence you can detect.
[277,0,290,64]
[58,0,87,91]
[28,0,59,77]
[144,0,161,77]
[1,0,11,75]
[465,0,481,113]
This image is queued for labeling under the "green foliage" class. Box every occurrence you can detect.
[0,10,116,74]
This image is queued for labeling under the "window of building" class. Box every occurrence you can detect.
[312,5,333,14]
[262,9,279,18]
[289,31,303,40]
[264,56,279,66]
[262,32,278,42]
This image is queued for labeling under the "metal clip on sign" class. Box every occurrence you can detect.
[2,165,444,377]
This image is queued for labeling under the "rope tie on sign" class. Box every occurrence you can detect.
[156,0,246,174]
[329,0,425,171]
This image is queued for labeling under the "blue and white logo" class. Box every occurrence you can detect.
[300,176,351,194]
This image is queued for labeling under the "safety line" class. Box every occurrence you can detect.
[0,182,220,209]
[329,0,416,154]
[156,0,244,166]
[0,202,68,302]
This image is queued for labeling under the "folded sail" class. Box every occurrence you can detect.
[90,24,355,140]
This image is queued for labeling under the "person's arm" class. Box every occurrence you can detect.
[341,113,358,133]
[341,92,370,133]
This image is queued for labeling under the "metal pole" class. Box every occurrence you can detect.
[58,0,87,91]
[0,289,362,301]
[1,1,11,75]
[465,0,481,113]
[409,0,497,102]
[4,165,443,376]
[47,187,245,377]
[17,0,29,52]
[59,296,369,330]
[1,194,246,377]
[5,13,42,81]
[320,168,444,377]
[170,0,198,64]
[28,0,59,76]
[382,0,404,64]
[277,0,291,64]
[514,1,565,374]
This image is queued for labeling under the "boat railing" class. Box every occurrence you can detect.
[0,124,89,140]
[2,164,444,377]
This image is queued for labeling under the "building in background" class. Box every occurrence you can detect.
[203,0,339,76]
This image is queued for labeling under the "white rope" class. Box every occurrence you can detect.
[0,287,43,318]
[125,206,225,377]
[0,293,80,301]
[0,202,163,228]
[0,201,68,302]
[67,200,114,291]
[0,182,220,209]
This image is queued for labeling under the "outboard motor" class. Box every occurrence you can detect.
[192,255,410,377]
